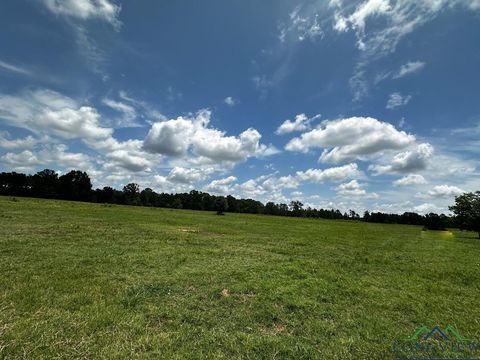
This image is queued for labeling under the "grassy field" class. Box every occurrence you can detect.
[0,196,479,359]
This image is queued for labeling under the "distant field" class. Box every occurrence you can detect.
[0,196,479,359]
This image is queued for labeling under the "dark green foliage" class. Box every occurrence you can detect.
[289,200,304,216]
[423,213,448,230]
[58,170,92,201]
[122,183,140,205]
[31,169,58,198]
[215,196,228,215]
[449,191,480,238]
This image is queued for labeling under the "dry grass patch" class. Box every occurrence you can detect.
[259,323,286,336]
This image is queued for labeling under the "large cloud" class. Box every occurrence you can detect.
[417,184,464,199]
[0,89,277,176]
[286,117,415,163]
[0,89,152,172]
[144,109,277,164]
[205,176,238,195]
[369,143,433,174]
[393,174,427,186]
[167,167,214,184]
[0,89,112,141]
[335,179,378,199]
[1,144,92,173]
[296,163,361,183]
[0,131,39,150]
[144,116,198,156]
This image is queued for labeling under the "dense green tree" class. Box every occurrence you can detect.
[123,183,140,205]
[172,198,183,209]
[58,170,92,201]
[424,213,447,231]
[289,200,304,216]
[31,169,58,198]
[264,202,277,215]
[140,188,154,206]
[215,197,228,215]
[449,191,480,238]
[0,172,29,196]
[95,186,116,203]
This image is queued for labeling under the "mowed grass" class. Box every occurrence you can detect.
[0,196,479,359]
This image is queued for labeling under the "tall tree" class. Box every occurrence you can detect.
[123,183,140,205]
[449,191,480,238]
[140,188,154,206]
[31,169,58,198]
[289,200,304,216]
[58,170,92,201]
[215,196,228,215]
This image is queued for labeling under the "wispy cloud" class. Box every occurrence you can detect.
[393,61,426,79]
[74,25,109,80]
[329,0,477,100]
[102,98,141,128]
[279,6,324,43]
[41,0,122,81]
[0,60,32,76]
[386,92,412,109]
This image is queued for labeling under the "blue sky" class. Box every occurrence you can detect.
[0,0,479,214]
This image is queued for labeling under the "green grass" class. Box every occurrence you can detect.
[0,196,479,359]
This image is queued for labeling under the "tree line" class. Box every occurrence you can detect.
[1,169,478,234]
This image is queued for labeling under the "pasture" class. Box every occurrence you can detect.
[0,196,479,359]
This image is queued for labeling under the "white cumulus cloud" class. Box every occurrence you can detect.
[144,109,277,165]
[1,144,92,173]
[286,117,415,163]
[0,132,40,150]
[275,113,320,135]
[205,176,238,195]
[335,179,378,199]
[393,174,427,186]
[296,163,361,183]
[369,143,434,174]
[421,185,464,198]
[167,167,214,184]
[0,89,112,141]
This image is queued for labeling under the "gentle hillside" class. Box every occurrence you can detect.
[0,196,479,359]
